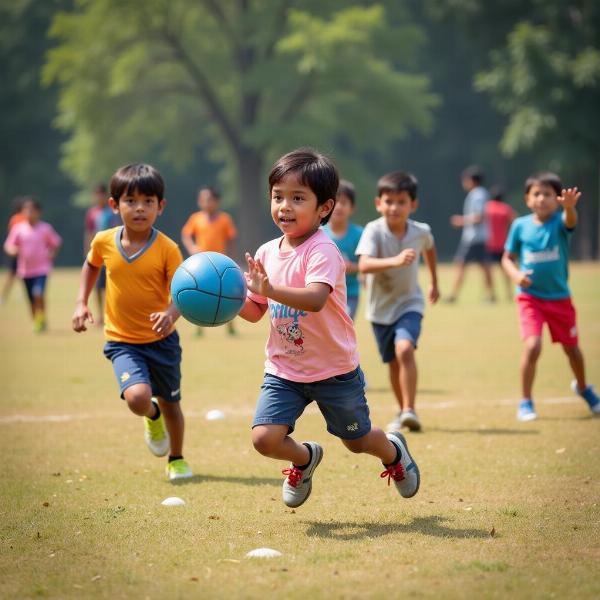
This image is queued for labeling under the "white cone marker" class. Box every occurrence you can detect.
[161,496,186,506]
[245,548,282,558]
[206,409,226,421]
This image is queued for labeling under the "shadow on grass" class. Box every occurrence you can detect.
[304,515,488,540]
[170,474,280,487]
[426,426,539,435]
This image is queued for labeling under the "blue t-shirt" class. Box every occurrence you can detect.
[504,211,573,299]
[322,222,364,297]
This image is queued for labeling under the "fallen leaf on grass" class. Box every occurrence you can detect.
[208,515,220,520]
[218,559,241,564]
[555,448,566,454]
[489,527,496,537]
[463,507,473,511]
[91,575,101,582]
[190,577,199,581]
[42,502,49,507]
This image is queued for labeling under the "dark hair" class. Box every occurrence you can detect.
[12,196,29,213]
[199,186,221,200]
[95,183,107,194]
[268,148,339,225]
[489,185,504,201]
[337,179,356,205]
[110,163,165,202]
[524,171,562,196]
[21,197,41,211]
[461,165,484,185]
[377,171,418,201]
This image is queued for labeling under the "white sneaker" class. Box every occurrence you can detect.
[282,442,323,508]
[400,410,422,432]
[386,411,403,433]
[382,432,420,498]
[143,399,170,456]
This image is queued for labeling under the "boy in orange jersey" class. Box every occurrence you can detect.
[181,186,238,335]
[72,164,193,481]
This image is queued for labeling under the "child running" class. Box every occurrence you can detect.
[502,171,600,420]
[239,148,420,509]
[3,198,62,332]
[322,179,364,319]
[72,163,193,480]
[356,172,439,433]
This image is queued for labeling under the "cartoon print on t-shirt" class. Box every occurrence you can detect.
[276,320,305,354]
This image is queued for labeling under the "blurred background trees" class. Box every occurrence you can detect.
[1,0,598,260]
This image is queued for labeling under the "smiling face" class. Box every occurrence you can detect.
[270,173,334,247]
[525,182,560,222]
[111,188,164,233]
[330,192,354,226]
[375,190,417,231]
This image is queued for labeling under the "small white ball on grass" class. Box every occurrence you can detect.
[206,409,226,421]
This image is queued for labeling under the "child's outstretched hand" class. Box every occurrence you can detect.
[393,249,416,267]
[557,187,581,209]
[72,302,93,332]
[245,252,272,296]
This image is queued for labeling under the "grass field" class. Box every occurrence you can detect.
[1,264,599,599]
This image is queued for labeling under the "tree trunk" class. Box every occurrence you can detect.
[235,147,276,259]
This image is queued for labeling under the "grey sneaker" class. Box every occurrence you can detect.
[282,442,323,508]
[143,399,170,457]
[381,432,420,498]
[400,410,422,432]
[386,411,403,433]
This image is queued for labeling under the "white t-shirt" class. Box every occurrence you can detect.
[355,218,434,325]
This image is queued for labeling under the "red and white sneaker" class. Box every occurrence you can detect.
[381,432,420,498]
[282,442,323,508]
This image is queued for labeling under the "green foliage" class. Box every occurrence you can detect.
[43,0,437,206]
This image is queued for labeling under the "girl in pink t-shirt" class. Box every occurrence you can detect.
[238,148,421,509]
[3,198,62,332]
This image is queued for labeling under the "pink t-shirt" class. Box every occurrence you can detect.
[4,221,62,278]
[248,229,359,383]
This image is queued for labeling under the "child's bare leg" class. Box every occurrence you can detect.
[157,397,184,457]
[562,344,586,390]
[123,383,155,417]
[342,427,396,464]
[448,262,466,300]
[395,340,417,411]
[503,270,513,301]
[388,358,403,410]
[481,262,496,300]
[521,336,542,398]
[252,424,310,465]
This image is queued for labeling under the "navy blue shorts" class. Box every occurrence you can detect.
[454,241,488,264]
[103,331,182,402]
[23,275,47,304]
[253,367,371,440]
[372,311,423,363]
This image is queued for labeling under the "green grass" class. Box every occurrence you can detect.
[1,263,599,599]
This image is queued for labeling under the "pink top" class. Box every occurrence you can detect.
[486,200,516,252]
[4,221,62,278]
[248,229,359,383]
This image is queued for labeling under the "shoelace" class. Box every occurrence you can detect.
[282,466,303,488]
[380,462,405,486]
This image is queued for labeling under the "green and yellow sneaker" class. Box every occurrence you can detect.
[143,400,170,457]
[166,459,193,481]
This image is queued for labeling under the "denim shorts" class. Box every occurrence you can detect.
[23,275,47,304]
[372,311,423,363]
[103,331,182,402]
[253,367,371,440]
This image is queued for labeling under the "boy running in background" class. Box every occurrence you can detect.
[4,198,62,332]
[502,171,599,421]
[485,186,516,301]
[322,179,364,319]
[181,186,238,335]
[72,164,193,480]
[356,172,439,432]
[239,148,420,509]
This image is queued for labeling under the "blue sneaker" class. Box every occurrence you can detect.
[571,381,600,415]
[517,399,537,422]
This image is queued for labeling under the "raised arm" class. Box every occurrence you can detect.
[558,187,580,229]
[358,249,416,274]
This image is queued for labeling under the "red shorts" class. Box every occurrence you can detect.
[517,293,578,346]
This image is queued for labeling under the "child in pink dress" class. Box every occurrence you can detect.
[238,148,420,508]
[4,198,61,332]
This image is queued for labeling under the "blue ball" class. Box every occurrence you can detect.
[171,252,247,326]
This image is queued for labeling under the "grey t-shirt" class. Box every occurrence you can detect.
[355,218,434,325]
[461,186,489,245]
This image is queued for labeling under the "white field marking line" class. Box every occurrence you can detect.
[0,396,579,425]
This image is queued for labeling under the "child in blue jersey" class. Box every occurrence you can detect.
[502,171,600,421]
[322,180,364,319]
